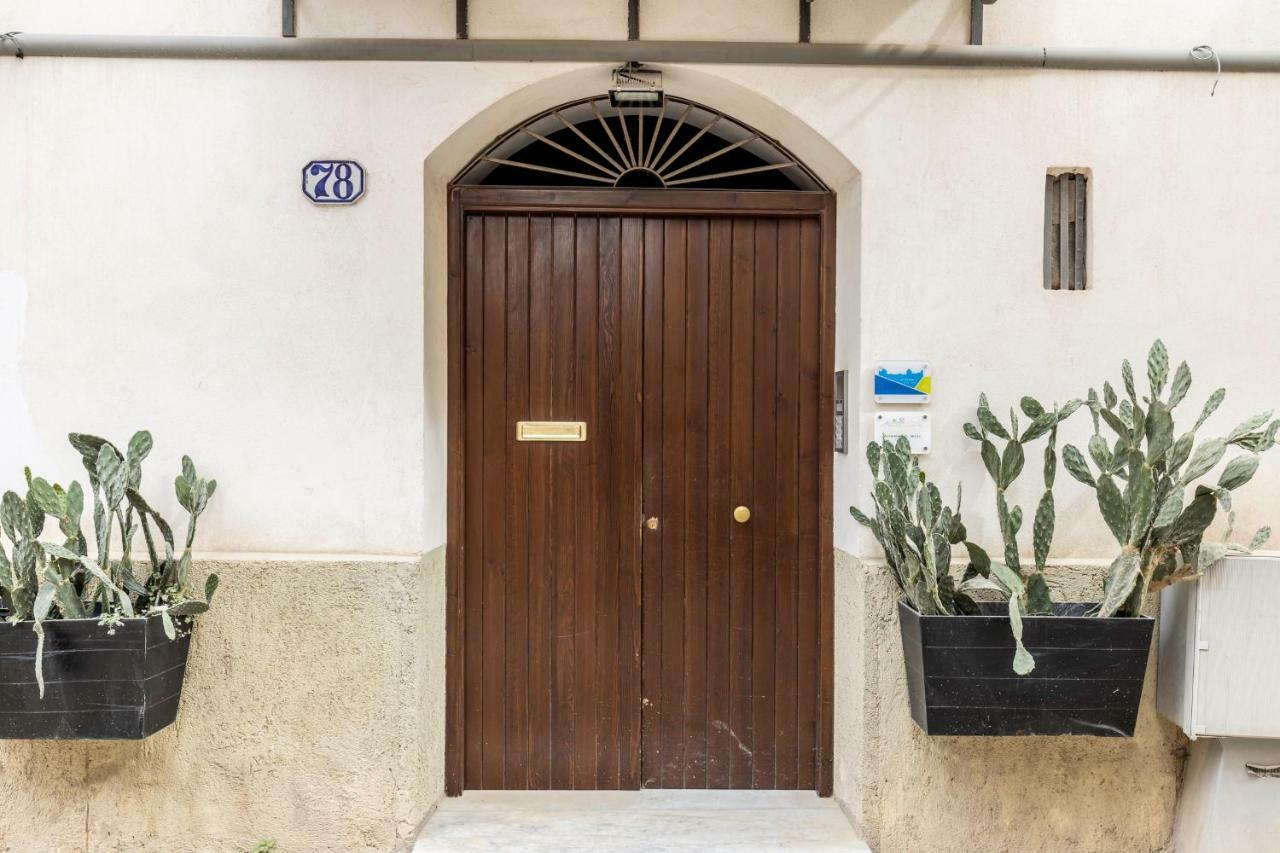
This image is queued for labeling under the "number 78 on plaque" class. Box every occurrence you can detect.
[303,160,366,204]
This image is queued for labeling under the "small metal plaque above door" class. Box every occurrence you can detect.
[516,421,587,442]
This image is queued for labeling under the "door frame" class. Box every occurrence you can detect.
[445,186,836,795]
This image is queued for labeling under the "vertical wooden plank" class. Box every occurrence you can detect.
[640,216,665,788]
[595,216,622,790]
[817,199,837,796]
[445,191,466,795]
[1064,177,1073,291]
[504,215,531,789]
[1074,175,1087,291]
[660,217,689,788]
[481,215,509,790]
[618,217,646,790]
[463,214,486,790]
[795,217,821,791]
[683,218,711,789]
[751,217,779,790]
[550,214,577,789]
[573,216,600,789]
[727,218,756,789]
[1044,174,1058,291]
[705,217,734,789]
[773,218,801,790]
[526,215,554,789]
[1059,175,1072,293]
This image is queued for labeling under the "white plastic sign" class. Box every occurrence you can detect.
[874,411,932,454]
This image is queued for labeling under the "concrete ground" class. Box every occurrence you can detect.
[414,790,870,853]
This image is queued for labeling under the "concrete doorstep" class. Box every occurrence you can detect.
[414,790,870,852]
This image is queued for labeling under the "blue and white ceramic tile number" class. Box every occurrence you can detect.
[302,160,365,204]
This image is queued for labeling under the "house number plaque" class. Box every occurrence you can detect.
[302,160,366,205]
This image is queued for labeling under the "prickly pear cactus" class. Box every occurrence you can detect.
[964,394,1082,615]
[850,436,984,618]
[960,394,1082,673]
[1064,340,1276,617]
[0,431,221,695]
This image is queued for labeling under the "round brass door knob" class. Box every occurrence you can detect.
[733,506,751,523]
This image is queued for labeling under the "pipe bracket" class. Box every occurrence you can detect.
[1,32,24,59]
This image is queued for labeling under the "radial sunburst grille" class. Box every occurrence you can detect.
[455,96,825,191]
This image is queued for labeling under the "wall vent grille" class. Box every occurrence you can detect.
[1044,171,1088,291]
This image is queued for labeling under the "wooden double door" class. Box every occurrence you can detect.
[447,188,833,795]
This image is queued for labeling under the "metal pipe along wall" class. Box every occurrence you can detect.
[4,35,1280,73]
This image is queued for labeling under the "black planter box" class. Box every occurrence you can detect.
[0,611,190,739]
[899,599,1153,737]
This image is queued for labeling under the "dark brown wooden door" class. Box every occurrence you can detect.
[448,188,833,796]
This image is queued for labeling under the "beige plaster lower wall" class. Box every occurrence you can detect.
[834,549,1185,853]
[0,549,446,853]
[0,544,1183,852]
[832,549,867,825]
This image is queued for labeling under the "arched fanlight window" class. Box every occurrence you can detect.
[454,95,826,191]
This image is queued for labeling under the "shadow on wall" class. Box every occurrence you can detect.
[0,272,46,480]
[812,0,969,45]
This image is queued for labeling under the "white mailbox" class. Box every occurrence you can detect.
[1158,555,1280,739]
[1159,555,1280,853]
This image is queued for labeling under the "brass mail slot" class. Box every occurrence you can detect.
[516,421,588,442]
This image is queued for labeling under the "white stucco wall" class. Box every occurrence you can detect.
[0,1,279,36]
[299,0,455,39]
[470,0,627,40]
[732,63,1280,558]
[640,0,798,42]
[987,0,1280,48]
[6,56,1278,563]
[0,59,575,553]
